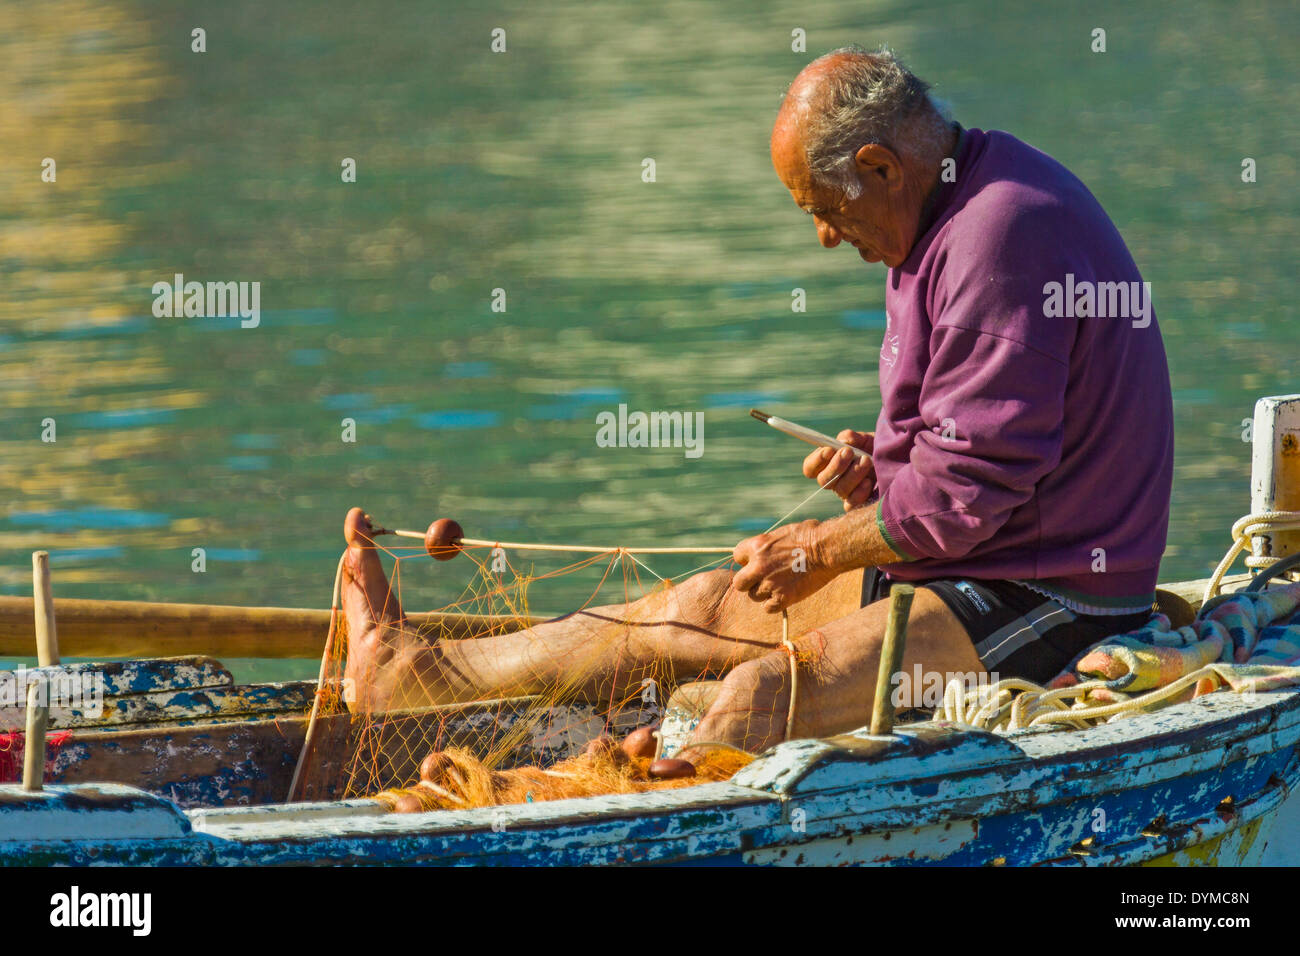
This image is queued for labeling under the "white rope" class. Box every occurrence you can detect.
[1202,510,1300,605]
[622,550,666,583]
[929,508,1300,737]
[934,668,1228,733]
[781,609,799,741]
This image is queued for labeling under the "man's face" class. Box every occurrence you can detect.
[770,118,915,269]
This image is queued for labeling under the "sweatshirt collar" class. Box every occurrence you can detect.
[916,123,970,236]
[898,123,977,273]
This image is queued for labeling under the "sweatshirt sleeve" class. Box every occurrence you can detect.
[877,206,1078,562]
[877,328,1070,560]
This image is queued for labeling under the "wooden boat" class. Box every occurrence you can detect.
[0,584,1293,867]
[2,571,1293,868]
[1,396,1297,866]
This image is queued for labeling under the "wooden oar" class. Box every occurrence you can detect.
[0,596,544,660]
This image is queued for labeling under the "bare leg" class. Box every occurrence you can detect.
[683,589,983,756]
[340,508,865,713]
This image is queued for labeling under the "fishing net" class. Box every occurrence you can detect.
[294,522,788,812]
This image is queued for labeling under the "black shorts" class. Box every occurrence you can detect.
[860,568,1152,685]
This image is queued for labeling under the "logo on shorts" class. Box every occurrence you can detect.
[954,581,991,615]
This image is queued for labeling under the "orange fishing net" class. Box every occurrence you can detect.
[300,528,777,811]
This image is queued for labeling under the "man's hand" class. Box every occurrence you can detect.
[803,429,875,512]
[732,519,840,613]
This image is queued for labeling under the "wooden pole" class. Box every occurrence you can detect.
[870,584,914,737]
[21,682,47,792]
[0,597,543,659]
[23,551,55,791]
[391,529,734,555]
[32,551,59,667]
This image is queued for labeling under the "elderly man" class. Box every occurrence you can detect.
[341,46,1172,758]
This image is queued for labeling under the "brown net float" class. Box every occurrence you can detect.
[424,518,464,561]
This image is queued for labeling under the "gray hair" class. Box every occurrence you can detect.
[788,45,951,200]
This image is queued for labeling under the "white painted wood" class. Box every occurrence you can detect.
[1251,394,1300,561]
[195,781,777,842]
[189,799,388,829]
[0,784,192,841]
[745,819,979,865]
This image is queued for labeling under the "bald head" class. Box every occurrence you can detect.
[770,46,957,268]
[773,46,949,201]
[780,49,861,114]
[770,52,855,191]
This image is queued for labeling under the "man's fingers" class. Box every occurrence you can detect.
[843,477,877,511]
[732,535,757,566]
[819,447,875,500]
[802,446,834,480]
[843,454,874,489]
[816,447,853,489]
[836,429,875,454]
[841,455,875,502]
[732,562,762,593]
[842,470,873,502]
[846,480,877,506]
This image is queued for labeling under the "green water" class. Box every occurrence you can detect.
[3,0,1297,685]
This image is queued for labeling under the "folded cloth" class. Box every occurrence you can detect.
[1048,580,1300,705]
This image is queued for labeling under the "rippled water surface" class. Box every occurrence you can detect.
[3,0,1297,686]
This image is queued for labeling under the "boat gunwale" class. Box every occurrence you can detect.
[185,684,1300,846]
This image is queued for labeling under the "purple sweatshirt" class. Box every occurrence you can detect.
[873,127,1173,614]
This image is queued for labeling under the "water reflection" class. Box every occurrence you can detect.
[1,0,1296,646]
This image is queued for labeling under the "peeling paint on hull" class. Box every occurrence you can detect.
[2,682,1297,866]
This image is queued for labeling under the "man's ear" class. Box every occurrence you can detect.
[854,143,904,190]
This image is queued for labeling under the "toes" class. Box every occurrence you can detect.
[344,507,375,548]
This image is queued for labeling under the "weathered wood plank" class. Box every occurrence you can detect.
[0,596,544,659]
[0,657,235,731]
[18,680,319,732]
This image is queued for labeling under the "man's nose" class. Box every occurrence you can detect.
[815,217,842,248]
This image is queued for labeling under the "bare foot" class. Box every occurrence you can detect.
[341,507,412,712]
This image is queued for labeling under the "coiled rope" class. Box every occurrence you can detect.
[1202,510,1300,605]
[932,668,1229,733]
[941,519,1300,735]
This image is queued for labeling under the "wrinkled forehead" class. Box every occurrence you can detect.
[770,107,813,194]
